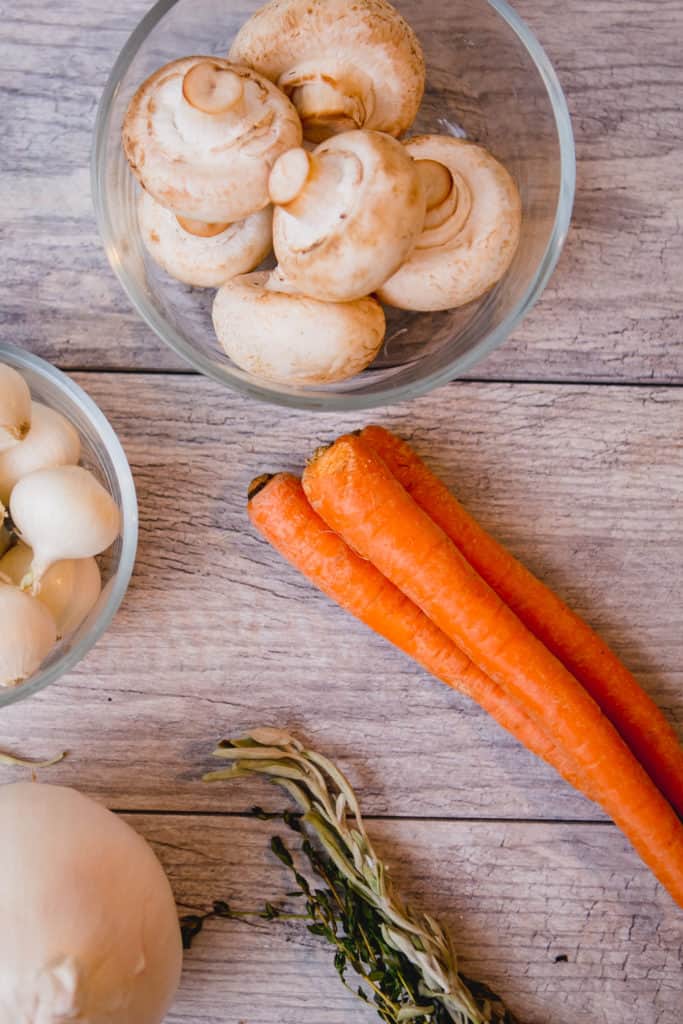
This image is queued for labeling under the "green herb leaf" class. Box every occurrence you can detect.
[204,729,519,1024]
[271,835,294,868]
[263,902,280,920]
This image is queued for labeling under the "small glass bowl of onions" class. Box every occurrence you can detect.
[0,345,137,708]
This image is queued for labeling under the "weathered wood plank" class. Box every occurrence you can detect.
[114,812,680,1024]
[0,0,681,382]
[1,376,680,822]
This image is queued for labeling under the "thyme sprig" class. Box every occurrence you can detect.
[0,748,66,768]
[192,728,516,1024]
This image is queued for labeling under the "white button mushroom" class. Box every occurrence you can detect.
[123,57,302,223]
[0,400,81,506]
[0,542,102,638]
[213,270,386,385]
[269,130,425,302]
[138,190,273,288]
[0,783,183,1023]
[0,363,31,452]
[377,136,522,311]
[229,0,425,142]
[10,465,121,590]
[0,583,57,686]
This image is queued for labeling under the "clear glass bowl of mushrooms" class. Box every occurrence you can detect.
[0,345,138,708]
[93,0,575,411]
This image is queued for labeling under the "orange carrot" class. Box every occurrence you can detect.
[360,424,683,819]
[302,435,683,907]
[248,472,594,798]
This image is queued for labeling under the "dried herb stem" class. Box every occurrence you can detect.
[199,728,517,1024]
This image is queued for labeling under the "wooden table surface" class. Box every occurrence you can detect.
[1,1,682,1022]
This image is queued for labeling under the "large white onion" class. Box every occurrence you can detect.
[0,783,183,1024]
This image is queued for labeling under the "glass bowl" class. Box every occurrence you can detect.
[92,0,575,411]
[0,344,138,708]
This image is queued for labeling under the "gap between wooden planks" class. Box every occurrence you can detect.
[1,375,679,822]
[128,813,682,1024]
[1,0,682,381]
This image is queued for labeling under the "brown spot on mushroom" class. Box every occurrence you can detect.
[149,230,160,244]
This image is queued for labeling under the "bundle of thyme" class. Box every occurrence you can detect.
[186,728,516,1024]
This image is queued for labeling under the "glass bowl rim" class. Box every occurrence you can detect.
[0,344,139,708]
[91,0,576,412]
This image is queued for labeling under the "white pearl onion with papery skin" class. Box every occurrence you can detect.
[0,583,57,687]
[0,401,81,506]
[0,543,102,638]
[0,364,32,453]
[10,465,121,590]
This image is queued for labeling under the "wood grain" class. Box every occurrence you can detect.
[118,812,681,1024]
[2,375,680,825]
[2,2,682,1019]
[1,0,681,382]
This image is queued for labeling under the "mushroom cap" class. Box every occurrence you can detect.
[212,270,386,384]
[122,57,302,222]
[229,0,425,141]
[377,135,522,312]
[138,191,273,287]
[270,130,425,302]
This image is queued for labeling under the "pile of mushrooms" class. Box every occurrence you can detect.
[122,0,522,386]
[0,362,121,687]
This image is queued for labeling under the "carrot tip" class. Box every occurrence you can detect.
[247,474,274,501]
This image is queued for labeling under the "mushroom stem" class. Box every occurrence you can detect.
[278,64,373,143]
[415,160,473,248]
[182,60,245,116]
[175,215,232,238]
[268,146,361,222]
[287,80,364,142]
[268,148,312,206]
